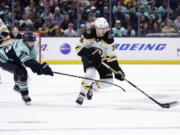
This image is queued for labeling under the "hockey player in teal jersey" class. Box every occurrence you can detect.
[0,32,53,105]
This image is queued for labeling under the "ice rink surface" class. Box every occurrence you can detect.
[0,64,180,135]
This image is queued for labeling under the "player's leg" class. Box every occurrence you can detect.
[96,62,114,89]
[14,66,31,104]
[76,67,96,105]
[0,61,31,104]
[76,57,97,105]
[13,75,20,91]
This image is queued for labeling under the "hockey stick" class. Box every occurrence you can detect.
[53,71,126,92]
[102,62,178,109]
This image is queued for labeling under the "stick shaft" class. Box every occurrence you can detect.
[53,71,126,92]
[101,62,169,108]
[124,79,162,106]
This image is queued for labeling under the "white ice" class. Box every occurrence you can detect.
[0,64,180,135]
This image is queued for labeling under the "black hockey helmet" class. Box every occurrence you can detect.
[23,32,36,42]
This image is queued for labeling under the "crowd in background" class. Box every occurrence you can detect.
[0,0,180,37]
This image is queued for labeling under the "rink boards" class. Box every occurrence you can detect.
[41,37,180,64]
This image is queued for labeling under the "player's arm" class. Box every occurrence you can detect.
[105,43,125,81]
[75,35,102,68]
[15,47,53,76]
[75,29,98,57]
[75,35,92,57]
[24,58,53,76]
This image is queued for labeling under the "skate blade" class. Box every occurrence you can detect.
[25,101,31,105]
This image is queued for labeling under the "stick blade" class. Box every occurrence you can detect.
[161,101,178,109]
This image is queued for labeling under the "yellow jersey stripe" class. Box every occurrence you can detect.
[75,46,83,53]
[100,39,108,45]
[82,80,88,85]
[87,38,95,41]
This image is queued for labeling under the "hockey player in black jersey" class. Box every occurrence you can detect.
[75,17,125,105]
[0,32,53,105]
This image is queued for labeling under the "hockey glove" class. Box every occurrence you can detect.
[40,62,54,76]
[89,48,102,68]
[115,69,125,81]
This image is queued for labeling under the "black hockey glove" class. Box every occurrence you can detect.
[107,60,125,81]
[88,48,102,68]
[115,68,125,81]
[40,62,54,76]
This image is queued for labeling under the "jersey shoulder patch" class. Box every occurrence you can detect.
[83,28,96,39]
[102,31,114,44]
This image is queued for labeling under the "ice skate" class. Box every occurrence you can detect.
[87,87,93,100]
[21,94,31,105]
[76,92,86,105]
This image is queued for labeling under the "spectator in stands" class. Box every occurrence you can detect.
[19,13,33,30]
[174,4,180,17]
[124,0,137,6]
[25,2,34,19]
[85,0,96,13]
[158,1,173,23]
[140,22,150,36]
[79,0,90,7]
[14,6,23,20]
[136,5,150,20]
[113,4,126,26]
[14,19,20,29]
[68,7,77,22]
[85,14,94,29]
[2,0,179,37]
[128,7,138,30]
[1,5,11,28]
[46,14,55,29]
[140,15,149,29]
[112,20,127,37]
[89,6,99,21]
[149,0,158,13]
[38,24,50,37]
[126,23,136,36]
[34,17,44,30]
[124,13,132,28]
[53,6,64,24]
[41,7,53,24]
[50,22,64,37]
[101,6,109,21]
[149,22,161,33]
[126,1,136,13]
[10,27,22,39]
[79,6,88,22]
[150,7,160,24]
[74,14,85,31]
[174,15,180,33]
[61,14,70,30]
[161,19,177,33]
[113,1,128,14]
[76,24,86,37]
[36,1,45,15]
[64,23,76,37]
[29,5,40,23]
